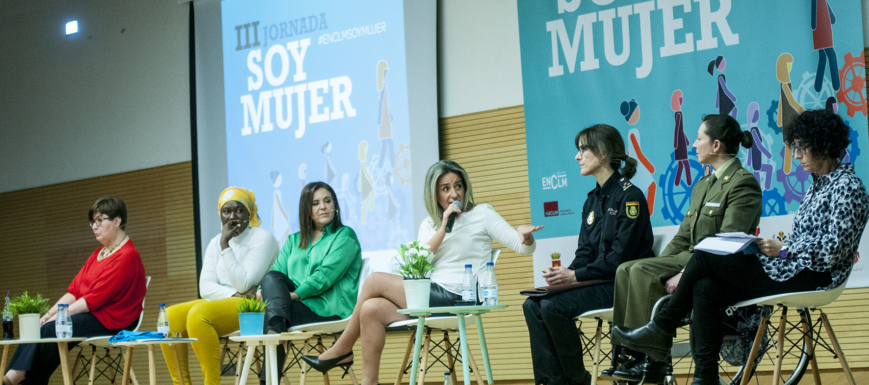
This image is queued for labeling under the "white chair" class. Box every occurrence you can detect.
[575,308,614,385]
[387,248,501,385]
[72,276,151,385]
[572,235,665,385]
[731,278,855,385]
[282,257,371,385]
[652,233,667,257]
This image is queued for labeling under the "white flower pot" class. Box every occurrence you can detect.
[403,279,431,309]
[19,314,41,340]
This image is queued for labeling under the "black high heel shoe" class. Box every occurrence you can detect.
[301,351,354,373]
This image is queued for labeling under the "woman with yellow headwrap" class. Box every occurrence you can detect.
[161,187,279,385]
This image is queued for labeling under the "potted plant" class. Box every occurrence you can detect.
[9,291,50,340]
[236,296,268,336]
[394,241,435,309]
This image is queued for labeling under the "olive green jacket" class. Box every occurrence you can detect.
[661,159,762,266]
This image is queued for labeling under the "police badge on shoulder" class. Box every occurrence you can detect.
[626,202,640,219]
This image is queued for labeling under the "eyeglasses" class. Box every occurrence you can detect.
[577,145,590,156]
[792,144,807,155]
[89,216,111,228]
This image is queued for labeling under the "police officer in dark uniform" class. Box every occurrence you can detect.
[523,124,655,385]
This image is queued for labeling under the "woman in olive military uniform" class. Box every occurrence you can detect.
[606,114,761,381]
[523,124,655,385]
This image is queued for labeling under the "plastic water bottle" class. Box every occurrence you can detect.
[3,293,13,340]
[157,304,170,338]
[461,264,476,303]
[55,304,73,338]
[444,372,453,385]
[481,262,499,306]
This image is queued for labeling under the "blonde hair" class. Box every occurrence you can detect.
[424,160,476,229]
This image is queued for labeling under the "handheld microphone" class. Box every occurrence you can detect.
[444,201,462,233]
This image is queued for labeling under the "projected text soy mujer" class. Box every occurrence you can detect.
[240,37,356,139]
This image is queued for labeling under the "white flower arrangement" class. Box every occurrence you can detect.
[394,241,435,279]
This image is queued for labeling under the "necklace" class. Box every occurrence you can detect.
[98,236,127,261]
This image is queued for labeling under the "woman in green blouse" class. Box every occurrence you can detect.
[257,182,362,377]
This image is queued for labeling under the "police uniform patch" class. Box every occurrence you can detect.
[626,202,640,219]
[587,211,595,225]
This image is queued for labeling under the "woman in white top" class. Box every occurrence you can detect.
[161,187,279,385]
[302,160,542,385]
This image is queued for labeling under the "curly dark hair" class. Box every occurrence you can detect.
[783,109,850,160]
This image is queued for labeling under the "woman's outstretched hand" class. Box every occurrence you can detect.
[517,225,544,245]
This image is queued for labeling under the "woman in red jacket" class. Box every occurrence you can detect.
[3,197,147,385]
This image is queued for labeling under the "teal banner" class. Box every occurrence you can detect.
[518,0,868,238]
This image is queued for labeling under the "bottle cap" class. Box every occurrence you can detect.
[486,262,494,266]
[465,264,472,268]
[444,373,451,376]
[159,303,166,307]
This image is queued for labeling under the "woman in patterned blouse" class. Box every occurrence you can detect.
[611,109,869,384]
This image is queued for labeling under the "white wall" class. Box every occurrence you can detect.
[437,0,525,118]
[0,0,191,193]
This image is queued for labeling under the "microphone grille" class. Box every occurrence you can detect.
[452,200,462,209]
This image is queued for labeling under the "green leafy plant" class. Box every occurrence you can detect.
[237,296,268,313]
[9,291,50,316]
[393,241,435,280]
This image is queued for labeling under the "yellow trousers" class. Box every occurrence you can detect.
[160,297,243,385]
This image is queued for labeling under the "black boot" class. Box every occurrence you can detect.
[611,321,673,362]
[610,355,645,381]
[599,345,623,378]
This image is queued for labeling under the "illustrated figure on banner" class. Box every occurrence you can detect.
[620,98,640,125]
[812,0,840,92]
[377,60,396,172]
[671,90,692,187]
[358,140,375,224]
[620,98,657,214]
[708,56,737,119]
[746,102,774,190]
[269,171,291,245]
[322,142,337,185]
[337,173,358,227]
[776,53,806,174]
[299,163,307,189]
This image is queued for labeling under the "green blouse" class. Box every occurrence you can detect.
[270,225,362,319]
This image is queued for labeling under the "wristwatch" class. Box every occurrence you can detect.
[779,245,788,259]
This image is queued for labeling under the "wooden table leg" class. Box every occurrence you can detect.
[0,345,8,375]
[417,328,432,385]
[457,315,470,385]
[394,333,414,385]
[88,346,98,385]
[408,316,427,385]
[172,344,186,385]
[121,346,134,385]
[57,342,72,385]
[148,344,157,385]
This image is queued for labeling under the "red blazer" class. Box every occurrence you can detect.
[68,241,147,330]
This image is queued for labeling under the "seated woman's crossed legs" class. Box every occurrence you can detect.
[316,272,410,385]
